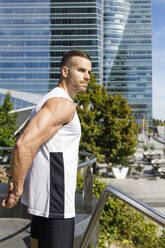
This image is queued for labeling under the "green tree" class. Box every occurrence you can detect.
[100,94,138,165]
[153,118,163,126]
[75,74,108,162]
[75,74,138,165]
[0,92,18,149]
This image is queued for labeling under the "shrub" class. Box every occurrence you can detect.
[0,92,17,151]
[150,144,155,151]
[77,174,165,247]
[77,170,84,191]
[0,164,8,183]
[143,144,149,151]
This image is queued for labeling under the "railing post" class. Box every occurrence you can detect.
[80,190,109,248]
[84,157,93,214]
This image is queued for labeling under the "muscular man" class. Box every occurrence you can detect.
[1,50,91,248]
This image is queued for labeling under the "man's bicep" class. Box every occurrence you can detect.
[44,98,76,124]
[19,107,61,148]
[18,98,75,149]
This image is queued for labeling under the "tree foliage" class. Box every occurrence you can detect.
[75,74,108,162]
[100,93,138,165]
[153,118,165,126]
[75,74,138,165]
[0,92,18,149]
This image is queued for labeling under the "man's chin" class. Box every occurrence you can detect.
[78,88,87,94]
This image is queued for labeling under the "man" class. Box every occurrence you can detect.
[1,50,92,248]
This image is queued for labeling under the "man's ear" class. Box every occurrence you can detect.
[61,66,68,78]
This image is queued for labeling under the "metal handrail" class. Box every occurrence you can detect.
[78,151,97,169]
[153,135,165,145]
[0,148,97,199]
[79,185,165,248]
[0,147,13,151]
[0,148,97,168]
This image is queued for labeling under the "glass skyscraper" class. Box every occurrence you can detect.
[49,0,103,89]
[0,0,152,124]
[0,0,51,108]
[104,0,152,124]
[0,0,103,108]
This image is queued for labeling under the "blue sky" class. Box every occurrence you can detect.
[152,0,165,120]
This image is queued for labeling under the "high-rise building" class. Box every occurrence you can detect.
[0,0,152,124]
[49,0,103,89]
[104,0,152,124]
[0,0,103,108]
[0,0,51,108]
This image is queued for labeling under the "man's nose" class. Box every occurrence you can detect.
[84,72,90,80]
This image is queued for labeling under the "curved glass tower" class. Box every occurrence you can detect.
[104,0,152,124]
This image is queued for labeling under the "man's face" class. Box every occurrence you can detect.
[65,56,92,93]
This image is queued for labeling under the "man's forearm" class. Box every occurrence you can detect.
[10,142,36,197]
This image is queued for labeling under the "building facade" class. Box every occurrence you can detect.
[49,0,103,89]
[0,0,103,108]
[104,0,152,124]
[0,0,152,124]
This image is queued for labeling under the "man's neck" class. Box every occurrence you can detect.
[58,80,77,100]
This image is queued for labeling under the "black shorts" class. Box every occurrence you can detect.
[31,215,75,248]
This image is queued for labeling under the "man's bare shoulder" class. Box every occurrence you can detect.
[44,97,75,112]
[43,97,76,124]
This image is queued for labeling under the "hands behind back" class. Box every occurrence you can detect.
[1,180,22,208]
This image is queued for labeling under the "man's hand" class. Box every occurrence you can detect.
[1,181,21,208]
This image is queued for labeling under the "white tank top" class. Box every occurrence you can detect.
[21,87,81,219]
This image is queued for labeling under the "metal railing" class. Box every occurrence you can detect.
[79,185,165,248]
[78,151,97,169]
[0,148,97,198]
[0,147,13,151]
[0,148,97,168]
[153,135,165,145]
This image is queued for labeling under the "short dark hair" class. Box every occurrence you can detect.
[60,50,91,67]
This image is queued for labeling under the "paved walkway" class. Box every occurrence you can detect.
[0,219,31,248]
